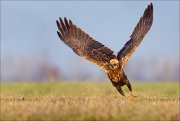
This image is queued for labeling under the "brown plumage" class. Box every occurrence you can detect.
[56,3,153,96]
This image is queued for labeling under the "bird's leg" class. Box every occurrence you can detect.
[116,86,125,96]
[126,80,137,97]
[126,80,132,92]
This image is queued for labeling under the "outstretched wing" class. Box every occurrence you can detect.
[56,17,116,73]
[117,3,153,68]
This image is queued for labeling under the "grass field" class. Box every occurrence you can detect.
[0,81,179,121]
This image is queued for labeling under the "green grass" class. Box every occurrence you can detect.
[0,82,179,121]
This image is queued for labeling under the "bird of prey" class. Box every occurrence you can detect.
[56,3,153,96]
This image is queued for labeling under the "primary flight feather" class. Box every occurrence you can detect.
[56,3,153,96]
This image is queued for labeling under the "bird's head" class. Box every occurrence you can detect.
[115,76,132,96]
[110,59,119,70]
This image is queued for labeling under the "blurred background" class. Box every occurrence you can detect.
[1,1,179,82]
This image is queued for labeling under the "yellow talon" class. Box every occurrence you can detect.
[130,92,137,97]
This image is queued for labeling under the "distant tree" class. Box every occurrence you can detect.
[1,54,61,81]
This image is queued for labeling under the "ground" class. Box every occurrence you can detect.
[0,81,179,121]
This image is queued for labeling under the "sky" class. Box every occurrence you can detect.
[1,1,179,75]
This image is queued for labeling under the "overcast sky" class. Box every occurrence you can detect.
[1,1,179,73]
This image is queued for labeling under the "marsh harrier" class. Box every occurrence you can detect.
[56,3,153,96]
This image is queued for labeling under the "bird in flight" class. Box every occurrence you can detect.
[56,3,153,96]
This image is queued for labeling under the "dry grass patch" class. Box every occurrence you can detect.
[0,82,179,121]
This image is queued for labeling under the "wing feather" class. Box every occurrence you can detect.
[117,3,153,68]
[56,17,116,72]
